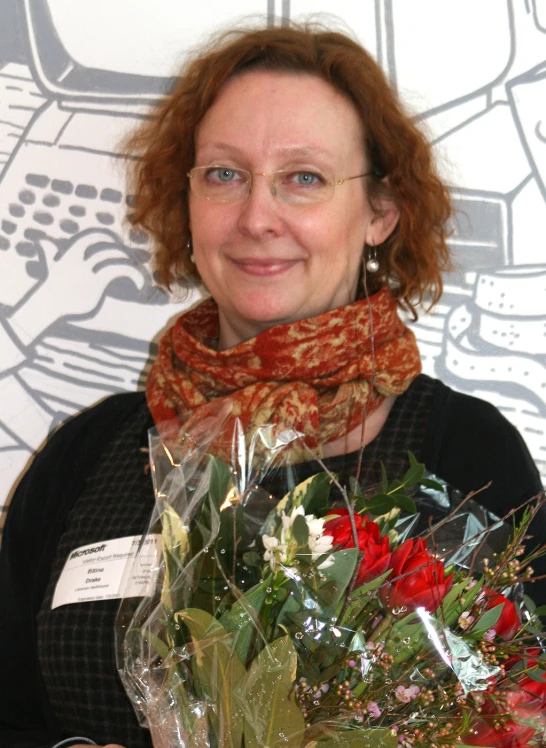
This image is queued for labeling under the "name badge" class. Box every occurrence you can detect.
[52,534,161,609]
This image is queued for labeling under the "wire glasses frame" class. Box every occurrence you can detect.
[186,166,375,205]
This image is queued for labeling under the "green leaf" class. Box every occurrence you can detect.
[276,588,301,628]
[242,550,262,567]
[160,502,190,561]
[135,626,170,661]
[242,636,305,748]
[303,472,333,516]
[295,544,313,567]
[210,467,246,579]
[347,569,392,602]
[468,603,504,639]
[532,604,546,617]
[310,727,397,747]
[380,462,388,492]
[354,496,370,514]
[362,494,396,515]
[272,474,331,524]
[220,579,270,666]
[314,548,358,610]
[292,513,309,545]
[420,477,445,491]
[436,578,483,626]
[526,666,546,683]
[159,502,190,605]
[175,608,245,748]
[401,454,425,486]
[392,493,416,514]
[208,456,233,510]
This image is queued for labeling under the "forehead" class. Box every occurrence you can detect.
[194,70,366,164]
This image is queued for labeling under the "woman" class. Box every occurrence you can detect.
[0,22,543,748]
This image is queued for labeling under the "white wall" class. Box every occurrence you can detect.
[1,0,545,528]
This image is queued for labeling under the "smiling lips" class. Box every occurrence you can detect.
[230,257,301,276]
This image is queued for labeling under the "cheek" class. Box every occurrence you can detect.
[190,204,235,251]
[312,200,367,251]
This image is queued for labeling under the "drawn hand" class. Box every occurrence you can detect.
[9,229,148,345]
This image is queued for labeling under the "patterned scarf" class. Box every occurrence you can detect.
[146,287,422,452]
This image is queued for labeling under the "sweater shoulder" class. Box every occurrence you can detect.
[4,392,147,538]
[423,378,542,502]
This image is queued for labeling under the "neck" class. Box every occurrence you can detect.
[217,311,275,350]
[321,395,396,458]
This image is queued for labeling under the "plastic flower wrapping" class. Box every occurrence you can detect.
[116,406,546,748]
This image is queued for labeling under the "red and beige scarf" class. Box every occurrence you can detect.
[146,287,422,453]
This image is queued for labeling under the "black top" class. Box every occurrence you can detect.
[0,375,543,748]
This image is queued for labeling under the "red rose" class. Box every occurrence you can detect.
[504,650,546,722]
[381,537,453,614]
[464,652,546,747]
[323,509,391,586]
[483,590,519,640]
[507,677,546,722]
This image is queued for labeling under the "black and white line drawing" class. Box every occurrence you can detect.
[1,0,545,520]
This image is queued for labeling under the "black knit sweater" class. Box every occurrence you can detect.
[0,375,543,747]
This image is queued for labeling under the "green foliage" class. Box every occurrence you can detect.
[208,455,233,508]
[262,473,331,536]
[293,513,310,545]
[467,603,503,640]
[175,608,245,748]
[438,578,484,627]
[208,456,245,580]
[144,452,546,747]
[339,569,392,627]
[242,636,305,747]
[159,501,189,607]
[220,578,270,666]
[314,548,358,611]
[354,452,431,516]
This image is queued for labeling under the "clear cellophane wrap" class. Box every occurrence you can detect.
[116,404,546,747]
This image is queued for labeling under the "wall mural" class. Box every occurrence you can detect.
[1,0,545,528]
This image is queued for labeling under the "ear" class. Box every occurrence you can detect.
[365,195,400,246]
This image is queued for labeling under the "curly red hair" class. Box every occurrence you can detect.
[124,22,452,318]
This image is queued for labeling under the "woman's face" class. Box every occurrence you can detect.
[189,70,399,350]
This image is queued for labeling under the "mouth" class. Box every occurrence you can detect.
[230,258,301,277]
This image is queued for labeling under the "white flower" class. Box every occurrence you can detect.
[262,534,288,571]
[306,515,326,537]
[263,505,335,571]
[308,530,334,561]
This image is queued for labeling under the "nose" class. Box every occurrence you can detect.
[236,173,284,239]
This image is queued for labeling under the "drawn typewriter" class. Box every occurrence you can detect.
[0,0,267,415]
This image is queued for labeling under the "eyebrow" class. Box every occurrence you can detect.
[196,142,336,159]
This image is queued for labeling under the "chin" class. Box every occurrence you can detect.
[238,297,300,326]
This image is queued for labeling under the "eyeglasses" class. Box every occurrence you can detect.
[186,165,374,205]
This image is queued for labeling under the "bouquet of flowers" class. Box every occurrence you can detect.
[117,411,546,747]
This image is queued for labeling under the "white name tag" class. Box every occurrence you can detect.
[52,534,162,609]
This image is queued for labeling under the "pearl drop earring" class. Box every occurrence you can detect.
[365,244,379,273]
[187,237,195,264]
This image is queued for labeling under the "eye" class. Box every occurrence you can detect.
[205,167,245,184]
[287,171,327,188]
